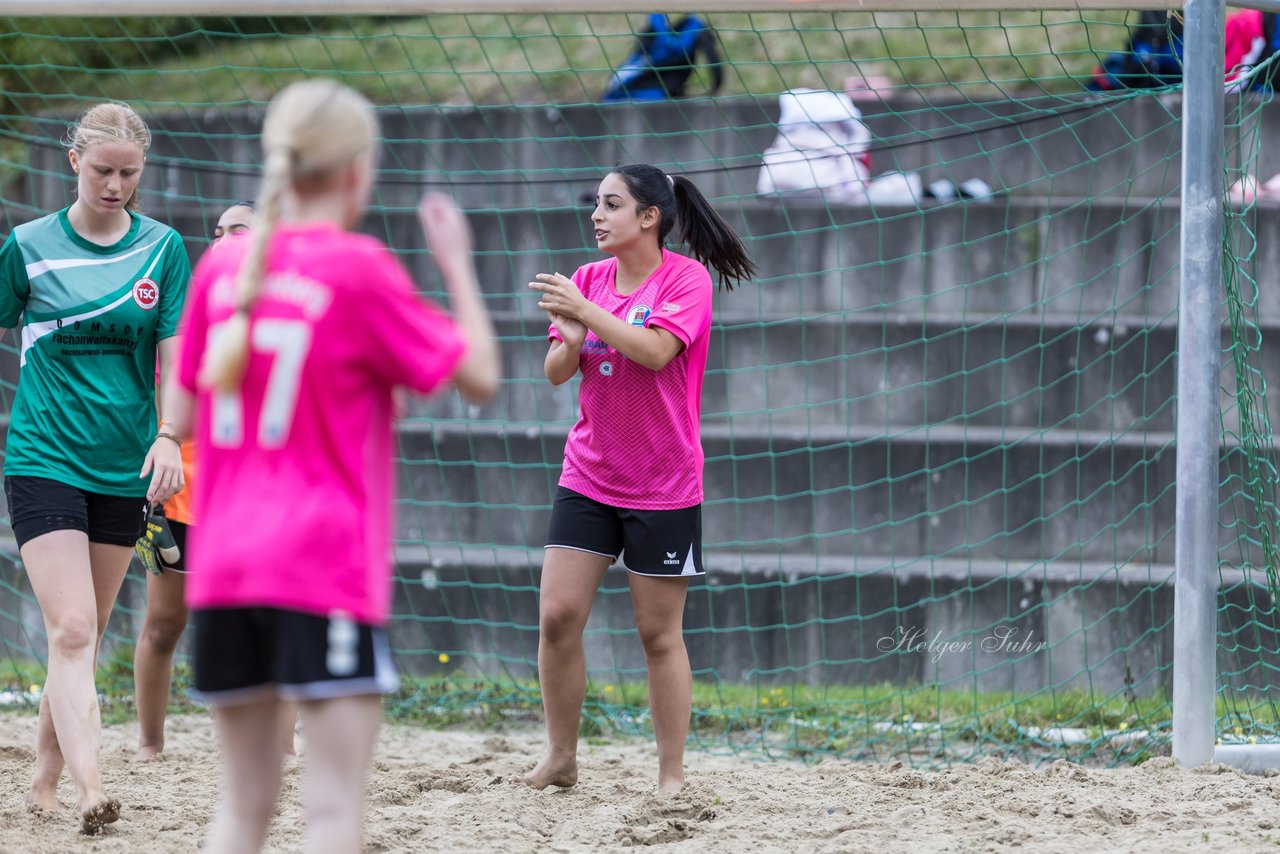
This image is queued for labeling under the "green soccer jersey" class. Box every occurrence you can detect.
[0,208,190,496]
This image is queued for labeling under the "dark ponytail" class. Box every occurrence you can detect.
[612,164,757,290]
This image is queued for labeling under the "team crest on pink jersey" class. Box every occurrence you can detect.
[132,277,159,309]
[626,305,651,327]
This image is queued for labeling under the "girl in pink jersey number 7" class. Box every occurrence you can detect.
[162,80,499,854]
[524,164,755,794]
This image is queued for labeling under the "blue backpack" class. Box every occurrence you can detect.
[1253,13,1280,90]
[602,14,724,102]
[1087,11,1183,91]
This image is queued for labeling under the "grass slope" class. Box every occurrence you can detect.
[0,11,1135,110]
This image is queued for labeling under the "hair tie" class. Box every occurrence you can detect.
[666,173,675,188]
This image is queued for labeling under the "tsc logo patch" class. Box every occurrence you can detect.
[132,277,159,310]
[626,304,651,327]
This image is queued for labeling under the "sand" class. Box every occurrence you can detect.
[0,712,1278,852]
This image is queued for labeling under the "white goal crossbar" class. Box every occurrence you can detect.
[0,0,1276,14]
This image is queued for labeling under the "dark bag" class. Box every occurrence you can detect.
[1087,11,1184,91]
[1253,13,1280,90]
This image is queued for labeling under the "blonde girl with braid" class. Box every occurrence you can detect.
[163,79,498,854]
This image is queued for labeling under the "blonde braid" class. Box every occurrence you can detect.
[196,79,378,393]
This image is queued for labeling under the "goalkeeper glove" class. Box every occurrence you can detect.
[133,511,181,576]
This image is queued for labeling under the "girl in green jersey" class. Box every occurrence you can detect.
[0,102,188,833]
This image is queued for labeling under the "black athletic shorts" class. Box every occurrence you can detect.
[192,607,399,705]
[545,486,703,577]
[5,475,149,549]
[158,518,189,574]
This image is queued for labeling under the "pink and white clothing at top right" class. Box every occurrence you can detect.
[549,248,713,511]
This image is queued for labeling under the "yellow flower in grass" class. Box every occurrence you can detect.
[604,685,614,694]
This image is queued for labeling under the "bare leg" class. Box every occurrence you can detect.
[203,696,287,854]
[133,568,188,759]
[629,573,692,794]
[23,533,131,830]
[28,692,64,811]
[518,547,610,790]
[279,701,298,758]
[297,695,380,854]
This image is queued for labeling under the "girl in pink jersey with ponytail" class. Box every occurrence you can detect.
[524,164,755,794]
[163,80,498,853]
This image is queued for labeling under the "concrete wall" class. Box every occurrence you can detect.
[19,93,1268,212]
[1,94,1276,698]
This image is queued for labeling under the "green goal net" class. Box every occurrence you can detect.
[0,9,1273,767]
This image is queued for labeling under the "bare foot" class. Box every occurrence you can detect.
[25,790,62,813]
[517,752,578,790]
[657,774,684,795]
[79,796,121,835]
[133,744,163,761]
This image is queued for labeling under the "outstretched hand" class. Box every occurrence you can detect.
[419,192,473,278]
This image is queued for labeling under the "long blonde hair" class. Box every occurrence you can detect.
[65,102,151,211]
[198,79,379,393]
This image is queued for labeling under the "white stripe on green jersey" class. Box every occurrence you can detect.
[0,208,190,497]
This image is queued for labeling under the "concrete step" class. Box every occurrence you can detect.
[452,198,1203,320]
[387,420,1247,567]
[0,264,1263,439]
[0,409,1150,571]
[0,403,1255,572]
[106,197,1263,322]
[384,546,1274,696]
[403,312,1267,436]
[19,94,1238,213]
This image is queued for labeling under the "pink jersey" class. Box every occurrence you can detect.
[551,249,712,509]
[178,223,466,625]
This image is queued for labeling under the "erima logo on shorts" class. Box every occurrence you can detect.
[664,551,680,565]
[626,305,651,327]
[326,612,359,677]
[132,277,159,310]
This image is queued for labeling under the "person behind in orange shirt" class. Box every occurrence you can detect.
[131,201,300,759]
